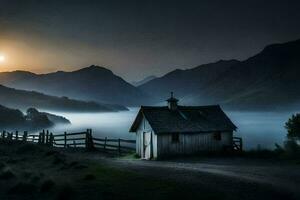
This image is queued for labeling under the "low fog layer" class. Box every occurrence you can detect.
[41,108,294,150]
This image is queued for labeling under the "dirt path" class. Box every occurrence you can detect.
[1,141,299,200]
[90,156,300,200]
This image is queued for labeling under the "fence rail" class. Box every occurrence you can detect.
[233,136,243,151]
[0,129,136,155]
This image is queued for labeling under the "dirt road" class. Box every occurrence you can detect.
[97,156,300,200]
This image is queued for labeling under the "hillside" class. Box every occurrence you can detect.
[0,85,126,112]
[131,75,157,86]
[0,65,148,106]
[0,105,69,130]
[139,39,300,110]
[139,60,240,103]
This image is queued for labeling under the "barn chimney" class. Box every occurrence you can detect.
[166,92,179,111]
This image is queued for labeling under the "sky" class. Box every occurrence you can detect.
[0,0,300,81]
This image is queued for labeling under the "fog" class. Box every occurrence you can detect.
[45,108,295,150]
[227,111,293,150]
[45,108,139,141]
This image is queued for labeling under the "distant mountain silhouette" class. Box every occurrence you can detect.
[139,60,240,103]
[0,65,148,106]
[139,39,300,110]
[131,75,157,86]
[0,85,127,112]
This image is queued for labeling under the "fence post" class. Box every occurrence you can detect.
[89,129,94,149]
[23,131,28,142]
[85,130,89,150]
[42,130,45,144]
[73,140,76,148]
[38,132,42,144]
[33,135,35,142]
[104,137,107,151]
[46,130,49,145]
[64,132,67,148]
[118,139,121,155]
[15,131,18,141]
[2,131,5,139]
[85,129,94,151]
[49,133,54,146]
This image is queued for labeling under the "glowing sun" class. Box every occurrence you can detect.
[0,55,5,62]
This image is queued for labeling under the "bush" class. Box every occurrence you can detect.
[285,113,300,139]
[284,139,300,157]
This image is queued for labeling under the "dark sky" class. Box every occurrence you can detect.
[1,0,300,81]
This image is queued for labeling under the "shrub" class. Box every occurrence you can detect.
[284,139,300,157]
[285,113,300,139]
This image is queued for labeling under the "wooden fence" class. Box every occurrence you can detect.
[0,129,136,154]
[233,137,243,151]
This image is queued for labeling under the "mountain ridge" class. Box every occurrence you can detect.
[131,75,157,86]
[0,84,127,112]
[0,65,149,106]
[139,39,300,110]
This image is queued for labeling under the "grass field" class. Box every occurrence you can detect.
[0,140,299,200]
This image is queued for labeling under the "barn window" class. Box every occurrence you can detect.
[214,132,222,141]
[172,133,180,143]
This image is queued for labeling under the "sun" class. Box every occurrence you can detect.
[0,55,5,62]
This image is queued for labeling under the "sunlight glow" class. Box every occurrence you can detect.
[0,55,5,62]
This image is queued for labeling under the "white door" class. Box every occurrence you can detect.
[143,132,152,159]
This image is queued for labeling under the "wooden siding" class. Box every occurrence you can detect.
[157,131,233,158]
[135,115,157,159]
[135,115,233,159]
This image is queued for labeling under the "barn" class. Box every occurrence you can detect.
[129,93,238,159]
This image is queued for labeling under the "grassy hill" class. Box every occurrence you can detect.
[0,85,127,112]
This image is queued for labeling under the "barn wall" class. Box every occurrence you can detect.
[135,115,157,158]
[157,131,233,158]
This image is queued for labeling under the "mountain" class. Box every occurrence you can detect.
[131,75,157,86]
[0,65,148,106]
[139,39,300,110]
[0,84,126,112]
[139,60,240,103]
[0,105,25,128]
[26,107,70,126]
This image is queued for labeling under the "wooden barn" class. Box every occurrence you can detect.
[129,93,239,159]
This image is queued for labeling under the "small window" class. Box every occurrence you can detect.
[172,133,180,143]
[214,132,222,141]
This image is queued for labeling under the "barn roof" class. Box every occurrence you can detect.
[129,105,237,134]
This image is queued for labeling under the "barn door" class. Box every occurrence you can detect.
[143,131,152,159]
